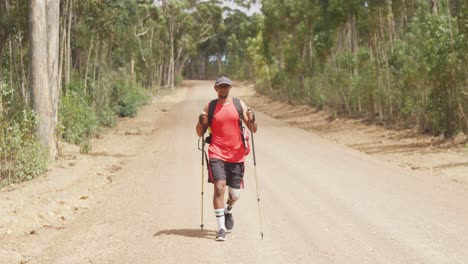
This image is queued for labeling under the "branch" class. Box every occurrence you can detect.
[134,27,148,65]
[198,16,212,39]
[135,29,149,38]
[197,34,216,44]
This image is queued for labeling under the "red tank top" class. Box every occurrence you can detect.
[208,100,245,163]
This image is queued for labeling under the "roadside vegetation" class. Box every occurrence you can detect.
[249,0,467,137]
[0,0,466,186]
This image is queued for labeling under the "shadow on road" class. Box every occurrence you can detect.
[153,229,217,240]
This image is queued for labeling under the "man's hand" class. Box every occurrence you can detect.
[247,109,255,122]
[199,111,208,127]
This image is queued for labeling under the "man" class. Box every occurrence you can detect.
[196,74,257,241]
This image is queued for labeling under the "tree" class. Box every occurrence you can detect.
[252,0,467,135]
[0,1,5,94]
[29,0,60,159]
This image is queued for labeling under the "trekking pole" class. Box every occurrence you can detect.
[250,120,264,239]
[199,135,205,231]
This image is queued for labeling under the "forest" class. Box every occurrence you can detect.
[0,0,466,186]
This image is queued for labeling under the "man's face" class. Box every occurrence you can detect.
[215,84,231,99]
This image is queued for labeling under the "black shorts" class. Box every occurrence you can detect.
[209,159,244,189]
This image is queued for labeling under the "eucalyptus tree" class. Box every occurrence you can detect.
[158,0,187,89]
[0,0,7,65]
[29,0,60,159]
[261,0,320,97]
[0,1,29,102]
[188,2,262,80]
[157,0,221,88]
[254,0,467,135]
[0,0,7,91]
[223,10,262,79]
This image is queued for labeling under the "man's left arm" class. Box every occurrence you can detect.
[240,100,257,133]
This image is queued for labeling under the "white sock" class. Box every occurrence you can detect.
[224,204,232,214]
[215,208,225,231]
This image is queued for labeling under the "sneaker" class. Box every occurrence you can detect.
[215,229,226,241]
[225,212,234,231]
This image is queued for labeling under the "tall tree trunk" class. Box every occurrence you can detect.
[92,36,100,101]
[47,0,60,159]
[84,34,94,93]
[431,0,439,14]
[131,57,135,82]
[175,54,190,80]
[217,54,222,74]
[445,0,454,45]
[8,38,19,94]
[170,36,175,89]
[387,2,395,51]
[10,34,28,103]
[402,0,408,27]
[30,0,55,159]
[158,62,163,87]
[265,64,273,94]
[0,0,7,60]
[200,56,205,79]
[0,58,2,104]
[350,13,358,54]
[167,19,175,89]
[65,0,72,86]
[18,34,28,102]
[58,0,69,96]
[0,0,6,97]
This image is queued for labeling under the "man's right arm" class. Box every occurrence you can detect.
[196,105,209,137]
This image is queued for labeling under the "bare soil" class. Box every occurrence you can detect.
[0,80,467,263]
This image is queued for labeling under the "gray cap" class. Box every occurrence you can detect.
[215,75,232,86]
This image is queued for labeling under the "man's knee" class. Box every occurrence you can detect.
[228,187,241,201]
[214,182,226,196]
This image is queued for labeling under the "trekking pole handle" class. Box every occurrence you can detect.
[247,108,255,122]
[199,112,208,126]
[250,120,256,166]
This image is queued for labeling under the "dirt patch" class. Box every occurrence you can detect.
[237,82,468,185]
[0,89,185,262]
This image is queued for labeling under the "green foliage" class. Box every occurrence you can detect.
[2,0,224,184]
[253,0,468,136]
[190,8,262,79]
[59,81,98,147]
[303,76,326,108]
[111,79,149,118]
[420,15,465,135]
[0,88,48,187]
[98,108,117,128]
[79,138,92,154]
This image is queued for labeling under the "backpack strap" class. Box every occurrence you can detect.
[233,98,247,150]
[232,98,243,119]
[232,98,244,131]
[207,99,218,126]
[209,98,243,125]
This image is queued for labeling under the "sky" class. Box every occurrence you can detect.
[153,1,262,16]
[221,1,262,16]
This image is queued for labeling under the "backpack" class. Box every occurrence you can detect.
[205,97,250,156]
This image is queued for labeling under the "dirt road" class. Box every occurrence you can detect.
[1,81,468,263]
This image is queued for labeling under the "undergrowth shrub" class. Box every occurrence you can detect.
[0,88,48,187]
[111,80,149,118]
[58,80,98,153]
